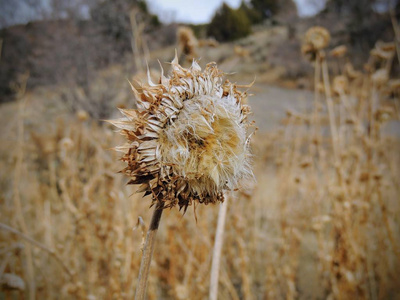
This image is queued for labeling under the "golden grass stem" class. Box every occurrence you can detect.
[313,53,320,131]
[321,58,339,160]
[13,74,35,300]
[0,222,73,278]
[390,8,400,67]
[209,195,229,300]
[134,201,165,300]
[130,9,149,73]
[376,185,400,260]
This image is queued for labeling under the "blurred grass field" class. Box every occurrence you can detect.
[1,9,400,300]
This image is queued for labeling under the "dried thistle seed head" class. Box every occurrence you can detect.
[198,38,219,48]
[371,41,396,60]
[330,45,347,58]
[344,63,362,79]
[372,69,389,86]
[177,26,198,60]
[389,79,400,88]
[302,26,330,61]
[374,106,394,123]
[59,137,74,151]
[305,26,330,50]
[76,110,89,121]
[1,273,25,291]
[111,57,254,210]
[333,75,349,95]
[234,45,250,57]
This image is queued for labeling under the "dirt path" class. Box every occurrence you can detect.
[248,84,314,132]
[249,83,400,137]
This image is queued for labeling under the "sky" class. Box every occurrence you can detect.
[0,0,326,29]
[147,0,327,24]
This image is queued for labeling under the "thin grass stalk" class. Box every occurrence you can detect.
[375,185,400,260]
[12,74,36,300]
[390,8,400,67]
[321,58,339,161]
[134,200,165,300]
[312,54,321,139]
[130,9,144,73]
[0,222,73,278]
[209,195,229,300]
[221,266,241,300]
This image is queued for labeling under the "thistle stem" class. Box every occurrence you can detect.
[135,201,164,300]
[209,195,229,300]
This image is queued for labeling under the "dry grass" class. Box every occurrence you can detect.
[177,26,198,62]
[1,33,400,300]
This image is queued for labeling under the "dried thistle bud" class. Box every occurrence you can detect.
[371,41,396,60]
[316,82,325,93]
[0,273,25,291]
[234,45,250,57]
[330,45,347,58]
[372,69,389,86]
[198,38,219,48]
[177,26,198,60]
[111,57,254,210]
[302,26,330,61]
[388,79,400,90]
[378,41,396,52]
[305,27,330,50]
[374,106,394,123]
[333,75,349,95]
[76,110,89,121]
[371,48,394,60]
[344,63,362,79]
[59,137,74,151]
[299,158,311,169]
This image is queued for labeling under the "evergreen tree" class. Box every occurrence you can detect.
[207,3,251,42]
[249,0,279,20]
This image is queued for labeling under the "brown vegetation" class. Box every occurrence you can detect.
[1,26,399,298]
[177,26,198,61]
[1,1,400,298]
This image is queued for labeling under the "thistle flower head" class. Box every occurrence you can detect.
[112,57,254,210]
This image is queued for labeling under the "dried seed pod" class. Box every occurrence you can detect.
[333,75,349,95]
[111,57,254,210]
[344,63,362,79]
[388,79,400,90]
[177,26,198,60]
[59,137,74,151]
[0,273,25,291]
[76,110,89,121]
[371,41,396,60]
[198,38,219,48]
[374,106,394,123]
[302,26,331,61]
[234,45,250,57]
[330,45,347,58]
[305,26,331,50]
[372,69,389,85]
